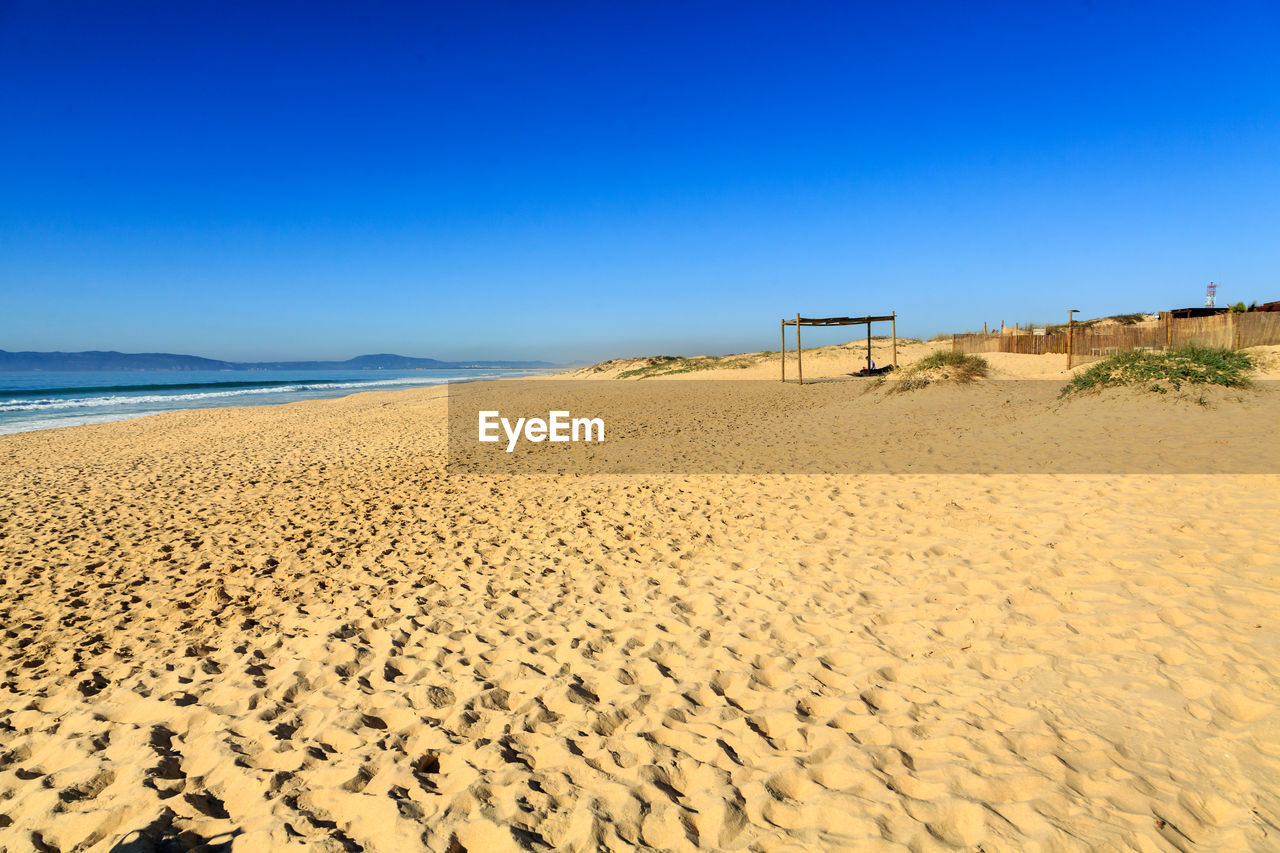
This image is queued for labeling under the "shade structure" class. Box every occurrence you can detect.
[780,313,897,384]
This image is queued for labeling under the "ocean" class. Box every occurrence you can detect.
[0,368,545,435]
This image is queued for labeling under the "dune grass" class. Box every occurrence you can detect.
[1060,346,1254,397]
[910,350,990,381]
[617,354,758,379]
[1045,312,1153,333]
[886,350,989,392]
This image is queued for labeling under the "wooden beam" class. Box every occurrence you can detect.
[891,311,897,368]
[1066,310,1076,369]
[796,313,803,386]
[795,315,895,326]
[780,318,786,382]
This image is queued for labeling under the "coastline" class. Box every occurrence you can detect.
[0,368,554,437]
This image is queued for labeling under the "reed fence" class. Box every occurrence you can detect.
[953,311,1280,366]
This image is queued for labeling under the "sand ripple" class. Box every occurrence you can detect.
[1,388,1278,851]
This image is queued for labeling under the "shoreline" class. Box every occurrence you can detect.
[0,369,555,437]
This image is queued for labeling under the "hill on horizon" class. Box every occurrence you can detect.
[0,350,556,371]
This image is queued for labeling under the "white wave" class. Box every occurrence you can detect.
[0,374,487,413]
[0,412,153,435]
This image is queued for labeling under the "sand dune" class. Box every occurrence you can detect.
[2,376,1279,851]
[569,341,1280,383]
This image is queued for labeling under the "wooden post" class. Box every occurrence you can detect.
[1165,312,1172,349]
[796,313,803,386]
[1066,309,1078,370]
[1232,310,1240,350]
[865,320,872,370]
[984,321,988,334]
[891,311,898,367]
[780,318,786,382]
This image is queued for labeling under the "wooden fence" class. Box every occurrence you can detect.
[954,311,1280,365]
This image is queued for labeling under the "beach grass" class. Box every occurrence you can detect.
[1045,312,1153,333]
[887,350,989,392]
[1060,346,1254,397]
[617,354,759,379]
[910,350,990,381]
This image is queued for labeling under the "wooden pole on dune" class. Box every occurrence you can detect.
[866,319,872,370]
[891,311,898,368]
[780,319,786,382]
[796,313,803,386]
[1066,309,1079,370]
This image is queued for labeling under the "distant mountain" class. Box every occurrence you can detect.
[0,350,556,371]
[0,350,238,371]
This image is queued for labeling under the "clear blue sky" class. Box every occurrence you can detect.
[2,1,1277,363]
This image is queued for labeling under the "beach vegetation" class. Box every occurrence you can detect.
[910,350,990,380]
[1060,346,1254,397]
[1100,312,1151,325]
[887,350,989,392]
[1046,312,1153,333]
[617,354,759,379]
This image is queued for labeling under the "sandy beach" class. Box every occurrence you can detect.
[8,0,1280,848]
[3,356,1280,852]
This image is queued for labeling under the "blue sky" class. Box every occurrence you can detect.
[2,1,1278,363]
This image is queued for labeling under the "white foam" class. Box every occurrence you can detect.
[0,375,478,413]
[0,412,153,435]
[0,371,520,434]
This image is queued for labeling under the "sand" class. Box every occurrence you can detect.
[2,365,1279,851]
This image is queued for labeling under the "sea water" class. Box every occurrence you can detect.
[0,369,546,435]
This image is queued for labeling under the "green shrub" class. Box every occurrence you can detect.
[1060,346,1254,397]
[911,350,990,381]
[887,350,989,392]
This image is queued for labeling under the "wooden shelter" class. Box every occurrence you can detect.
[780,313,897,384]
